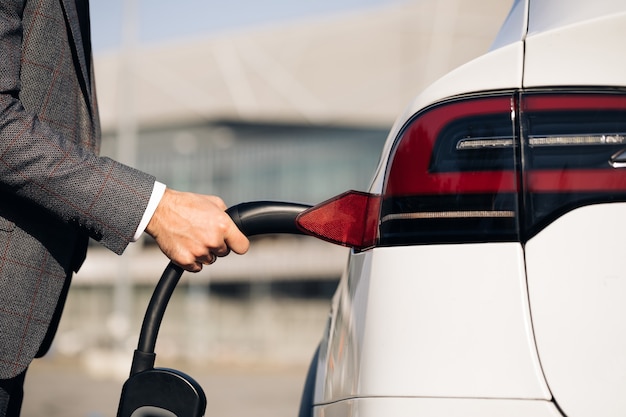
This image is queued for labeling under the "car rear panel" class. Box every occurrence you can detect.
[315,397,562,417]
[522,2,626,416]
[341,246,550,399]
[525,203,626,417]
[524,0,626,88]
[311,1,626,416]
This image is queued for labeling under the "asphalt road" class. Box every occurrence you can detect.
[21,358,308,417]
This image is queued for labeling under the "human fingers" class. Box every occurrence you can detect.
[204,208,248,255]
[223,221,250,255]
[197,252,217,266]
[186,251,218,273]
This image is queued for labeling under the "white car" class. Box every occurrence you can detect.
[295,1,626,416]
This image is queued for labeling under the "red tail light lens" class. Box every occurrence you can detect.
[296,191,381,250]
[380,95,520,246]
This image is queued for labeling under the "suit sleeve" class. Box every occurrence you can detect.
[0,2,155,255]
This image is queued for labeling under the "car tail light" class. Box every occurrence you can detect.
[379,94,520,246]
[296,95,520,249]
[296,91,626,250]
[521,92,626,238]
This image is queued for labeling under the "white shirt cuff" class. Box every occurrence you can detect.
[132,181,167,241]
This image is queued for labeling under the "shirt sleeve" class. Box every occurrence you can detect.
[132,181,166,241]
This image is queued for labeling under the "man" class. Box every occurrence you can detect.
[0,1,250,415]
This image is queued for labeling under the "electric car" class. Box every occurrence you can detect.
[295,0,626,416]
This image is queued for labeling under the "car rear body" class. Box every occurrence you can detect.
[307,1,626,416]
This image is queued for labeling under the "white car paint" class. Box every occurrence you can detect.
[329,244,549,399]
[526,204,626,417]
[524,2,626,87]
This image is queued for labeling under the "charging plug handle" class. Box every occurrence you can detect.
[129,201,312,375]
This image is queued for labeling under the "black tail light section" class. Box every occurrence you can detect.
[379,95,520,246]
[521,92,626,239]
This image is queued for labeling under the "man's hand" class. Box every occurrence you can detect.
[145,189,250,272]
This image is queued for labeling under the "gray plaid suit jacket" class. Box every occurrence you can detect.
[0,0,156,378]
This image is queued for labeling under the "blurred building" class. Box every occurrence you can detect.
[81,0,511,283]
[53,0,512,368]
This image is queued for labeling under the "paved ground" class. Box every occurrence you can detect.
[21,357,308,417]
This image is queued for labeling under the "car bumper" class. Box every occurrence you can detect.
[313,397,563,417]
